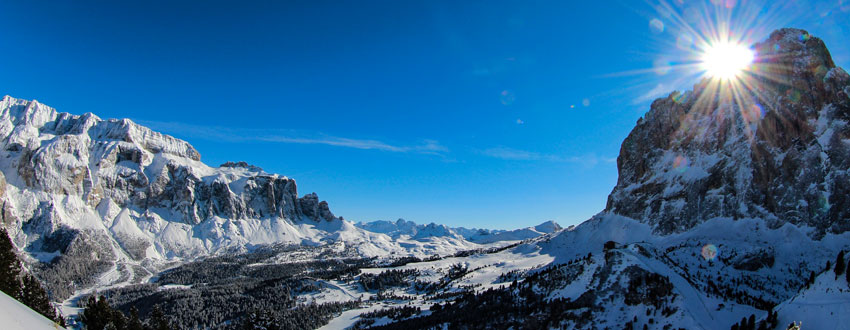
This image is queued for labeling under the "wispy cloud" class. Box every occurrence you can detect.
[136,120,616,165]
[480,146,616,167]
[136,120,448,155]
[630,72,702,106]
[633,83,674,105]
[480,147,541,161]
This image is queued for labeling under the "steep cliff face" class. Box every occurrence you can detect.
[0,97,336,227]
[606,28,850,236]
[0,96,351,296]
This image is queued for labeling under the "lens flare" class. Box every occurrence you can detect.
[650,19,665,34]
[500,90,515,106]
[605,1,817,144]
[742,103,764,124]
[676,33,694,50]
[700,42,754,80]
[673,155,689,173]
[701,244,719,261]
[786,89,801,103]
[818,194,831,215]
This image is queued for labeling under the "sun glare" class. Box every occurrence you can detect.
[628,0,794,142]
[700,42,754,80]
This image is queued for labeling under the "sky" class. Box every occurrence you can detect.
[1,0,849,230]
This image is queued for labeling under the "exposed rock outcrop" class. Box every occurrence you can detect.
[0,95,345,282]
[606,28,850,236]
[0,95,338,229]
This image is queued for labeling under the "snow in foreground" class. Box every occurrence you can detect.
[0,291,66,330]
[773,267,850,329]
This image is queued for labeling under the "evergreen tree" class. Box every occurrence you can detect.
[81,295,129,330]
[21,273,57,322]
[149,305,171,330]
[846,260,850,287]
[110,305,127,330]
[82,295,110,330]
[0,227,22,299]
[836,250,846,278]
[0,228,63,325]
[765,308,778,328]
[128,306,144,330]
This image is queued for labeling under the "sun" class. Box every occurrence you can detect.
[700,41,754,80]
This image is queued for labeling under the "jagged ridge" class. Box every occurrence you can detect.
[606,28,850,236]
[0,96,538,301]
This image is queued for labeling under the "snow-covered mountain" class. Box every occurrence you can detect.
[356,219,422,238]
[455,220,562,243]
[0,96,519,301]
[606,28,850,237]
[511,27,850,328]
[0,95,343,258]
[546,28,847,327]
[355,219,562,243]
[319,28,850,329]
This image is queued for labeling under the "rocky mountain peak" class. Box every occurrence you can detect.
[0,96,340,260]
[220,161,263,172]
[605,29,850,236]
[533,220,562,233]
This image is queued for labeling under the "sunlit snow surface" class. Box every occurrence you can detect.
[320,213,850,329]
[0,291,66,330]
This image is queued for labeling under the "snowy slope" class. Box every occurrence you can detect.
[0,291,66,330]
[329,213,848,329]
[537,213,849,328]
[772,266,850,329]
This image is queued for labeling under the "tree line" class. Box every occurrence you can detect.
[0,227,65,326]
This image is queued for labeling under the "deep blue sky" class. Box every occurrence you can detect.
[2,1,849,229]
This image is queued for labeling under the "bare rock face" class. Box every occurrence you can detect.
[0,95,340,262]
[606,28,850,236]
[298,192,337,222]
[0,95,352,299]
[0,96,338,225]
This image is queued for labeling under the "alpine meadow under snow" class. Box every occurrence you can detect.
[0,24,849,330]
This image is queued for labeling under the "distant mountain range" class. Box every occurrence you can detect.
[356,219,562,243]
